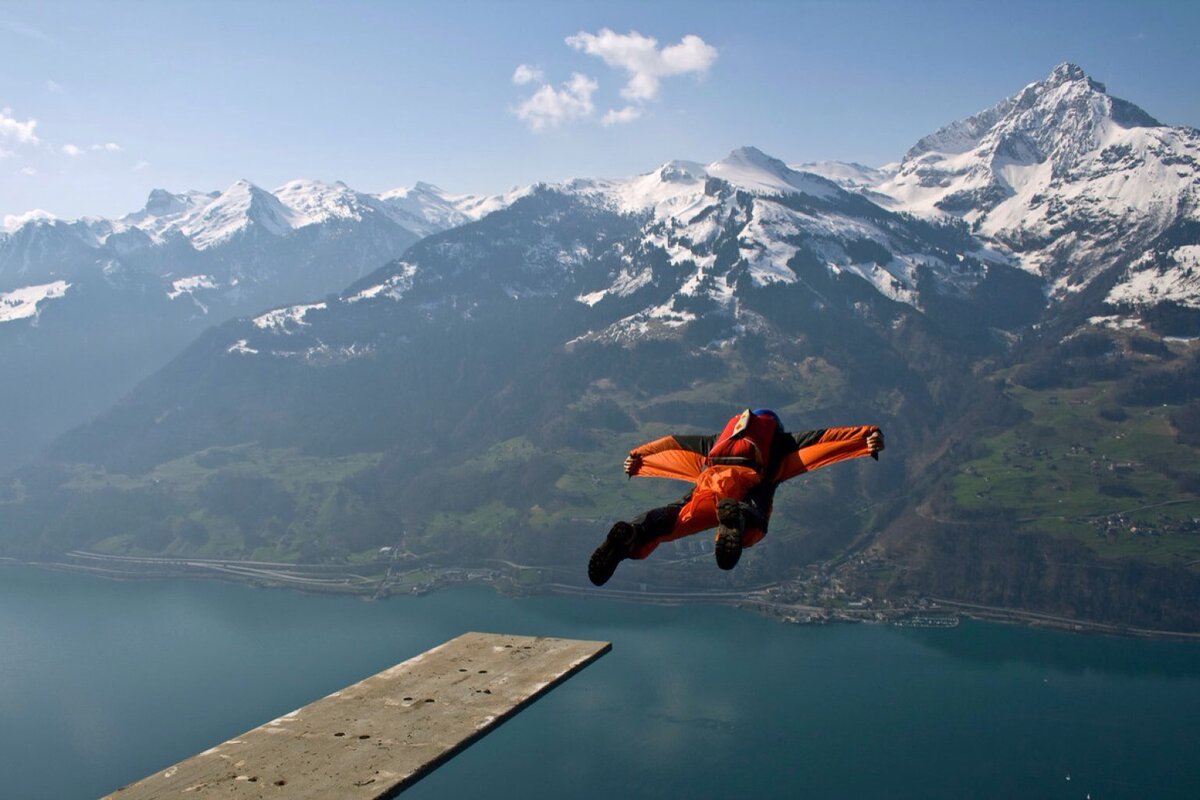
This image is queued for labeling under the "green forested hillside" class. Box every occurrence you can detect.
[2,188,1199,631]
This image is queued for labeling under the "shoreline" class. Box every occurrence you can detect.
[5,553,1200,642]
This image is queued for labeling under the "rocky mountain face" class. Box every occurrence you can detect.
[3,64,1198,630]
[0,179,513,472]
[809,63,1200,319]
[5,151,1041,590]
[219,147,1040,361]
[0,177,511,307]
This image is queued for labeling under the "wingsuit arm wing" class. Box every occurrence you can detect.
[627,434,715,482]
[771,425,881,483]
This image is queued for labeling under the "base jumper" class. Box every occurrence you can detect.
[588,408,884,586]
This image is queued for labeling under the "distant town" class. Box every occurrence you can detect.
[12,546,1198,641]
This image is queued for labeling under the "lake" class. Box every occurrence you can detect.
[2,565,1199,799]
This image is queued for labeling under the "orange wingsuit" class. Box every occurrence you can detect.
[588,409,883,585]
[624,424,878,556]
[624,411,880,559]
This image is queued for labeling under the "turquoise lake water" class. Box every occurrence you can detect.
[2,565,1199,799]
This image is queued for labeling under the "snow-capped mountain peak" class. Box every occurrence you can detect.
[272,178,387,228]
[119,189,218,237]
[179,179,297,249]
[866,63,1199,305]
[791,161,896,192]
[0,175,523,302]
[900,62,1156,167]
[145,188,202,217]
[378,182,473,236]
[707,146,838,199]
[378,181,526,236]
[492,144,1007,346]
[582,147,844,221]
[1,209,58,234]
[885,63,1174,212]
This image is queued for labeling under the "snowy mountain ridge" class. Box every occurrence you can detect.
[2,63,1195,327]
[0,175,529,472]
[808,63,1200,310]
[234,144,1017,363]
[0,177,517,297]
[553,146,997,341]
[0,177,508,242]
[0,176,527,328]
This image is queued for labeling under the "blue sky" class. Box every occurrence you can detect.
[1,0,1197,221]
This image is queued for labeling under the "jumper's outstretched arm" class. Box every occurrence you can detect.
[773,425,884,482]
[624,435,714,482]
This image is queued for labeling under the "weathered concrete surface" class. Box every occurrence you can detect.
[105,632,610,799]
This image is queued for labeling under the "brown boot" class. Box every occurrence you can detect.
[588,521,637,586]
[714,499,745,571]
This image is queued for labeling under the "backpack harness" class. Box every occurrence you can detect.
[704,409,781,475]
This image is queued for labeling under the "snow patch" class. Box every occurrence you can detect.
[737,202,799,286]
[272,179,374,227]
[0,280,70,323]
[1087,315,1143,330]
[379,182,527,236]
[1107,247,1200,308]
[2,209,57,232]
[708,147,838,199]
[793,161,896,190]
[252,302,327,332]
[346,263,417,303]
[167,274,217,300]
[226,339,259,355]
[576,266,653,306]
[182,180,297,250]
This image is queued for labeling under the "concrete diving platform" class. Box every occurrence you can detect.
[105,632,611,799]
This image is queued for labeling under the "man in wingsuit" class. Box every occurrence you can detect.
[588,408,884,586]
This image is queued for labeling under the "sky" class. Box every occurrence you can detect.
[1,0,1198,222]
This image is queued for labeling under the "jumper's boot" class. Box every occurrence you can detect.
[588,521,638,586]
[714,499,746,571]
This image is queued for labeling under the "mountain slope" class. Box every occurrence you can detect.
[8,162,1035,590]
[3,67,1198,631]
[838,63,1200,314]
[0,179,517,473]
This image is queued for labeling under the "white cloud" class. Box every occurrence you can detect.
[90,142,121,152]
[0,107,39,145]
[514,72,597,132]
[133,160,150,171]
[3,209,55,230]
[0,146,13,159]
[20,166,36,176]
[512,64,544,85]
[565,29,717,102]
[601,105,642,126]
[62,143,82,156]
[46,79,63,93]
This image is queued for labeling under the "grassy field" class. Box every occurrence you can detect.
[62,445,383,493]
[951,381,1200,567]
[38,446,386,561]
[10,353,870,570]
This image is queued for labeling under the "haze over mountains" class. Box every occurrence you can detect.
[0,178,522,470]
[3,64,1198,629]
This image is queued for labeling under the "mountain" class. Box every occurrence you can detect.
[4,65,1198,632]
[0,177,512,296]
[811,63,1200,321]
[0,179,516,472]
[4,145,1037,588]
